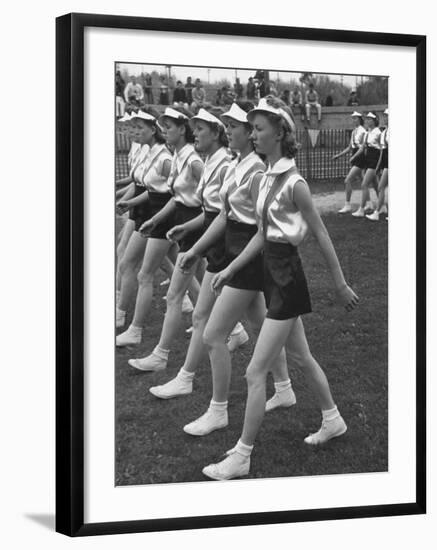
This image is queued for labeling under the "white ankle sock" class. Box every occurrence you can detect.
[235,439,253,457]
[322,405,339,422]
[178,367,195,381]
[274,379,291,393]
[129,325,142,336]
[210,399,228,412]
[153,345,170,360]
[230,322,244,336]
[116,307,126,316]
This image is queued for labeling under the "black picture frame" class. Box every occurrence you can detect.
[56,12,426,537]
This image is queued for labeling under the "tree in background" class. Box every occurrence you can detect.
[356,76,388,105]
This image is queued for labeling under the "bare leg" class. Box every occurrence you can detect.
[344,165,362,203]
[285,317,335,410]
[360,168,377,209]
[156,253,200,350]
[131,238,171,328]
[203,287,258,403]
[118,231,147,312]
[241,318,297,446]
[116,219,135,292]
[377,168,388,211]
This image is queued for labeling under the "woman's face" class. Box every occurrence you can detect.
[163,118,182,147]
[250,113,279,156]
[193,120,217,153]
[383,113,388,125]
[225,119,251,152]
[352,116,360,127]
[365,117,375,130]
[132,120,155,144]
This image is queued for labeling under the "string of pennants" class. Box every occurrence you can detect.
[307,128,320,148]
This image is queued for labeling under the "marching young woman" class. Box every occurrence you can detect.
[332,111,367,214]
[200,97,358,480]
[115,113,148,309]
[132,107,248,381]
[124,106,206,363]
[350,112,382,218]
[366,108,389,221]
[115,109,174,341]
[157,102,295,435]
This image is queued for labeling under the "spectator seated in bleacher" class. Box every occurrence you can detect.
[172,80,188,109]
[115,71,126,117]
[234,78,244,99]
[305,82,322,123]
[191,78,207,112]
[124,76,144,105]
[347,90,360,106]
[290,87,305,121]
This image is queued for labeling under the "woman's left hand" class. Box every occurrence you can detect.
[336,284,359,311]
[211,267,234,295]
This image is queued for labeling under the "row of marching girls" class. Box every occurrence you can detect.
[115,106,249,357]
[131,97,358,480]
[334,109,389,220]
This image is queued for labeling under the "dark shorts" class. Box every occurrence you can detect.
[203,210,228,274]
[380,148,388,170]
[350,147,367,170]
[364,147,380,170]
[148,192,174,239]
[173,202,203,252]
[263,241,312,320]
[131,184,151,229]
[224,220,263,292]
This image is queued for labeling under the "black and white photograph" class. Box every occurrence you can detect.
[114,62,388,485]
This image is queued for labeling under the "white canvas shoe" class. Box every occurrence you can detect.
[304,415,347,445]
[128,353,167,372]
[116,326,142,347]
[202,450,250,481]
[183,408,228,436]
[185,326,194,334]
[149,376,193,399]
[182,293,194,314]
[227,328,249,352]
[338,204,352,214]
[265,387,297,412]
[351,207,365,218]
[366,211,380,221]
[116,308,126,329]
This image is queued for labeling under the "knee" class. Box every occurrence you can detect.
[245,363,267,390]
[118,256,132,275]
[192,307,208,330]
[202,324,225,350]
[165,286,184,308]
[137,269,154,287]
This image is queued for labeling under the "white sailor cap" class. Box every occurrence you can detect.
[351,111,362,118]
[159,107,189,123]
[365,112,377,119]
[189,108,225,128]
[117,113,132,122]
[384,108,389,115]
[247,98,295,132]
[130,110,156,122]
[220,102,248,124]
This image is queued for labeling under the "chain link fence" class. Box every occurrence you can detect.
[115,128,352,182]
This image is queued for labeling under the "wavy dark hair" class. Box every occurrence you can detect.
[262,96,298,159]
[366,114,379,127]
[137,107,166,144]
[168,105,195,143]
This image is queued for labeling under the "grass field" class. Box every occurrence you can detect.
[115,210,388,485]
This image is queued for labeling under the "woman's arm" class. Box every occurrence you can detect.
[375,149,383,173]
[116,182,135,201]
[294,181,359,310]
[332,144,351,160]
[116,175,133,187]
[191,209,227,255]
[349,143,365,163]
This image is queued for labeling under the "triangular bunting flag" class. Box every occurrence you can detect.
[307,128,320,148]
